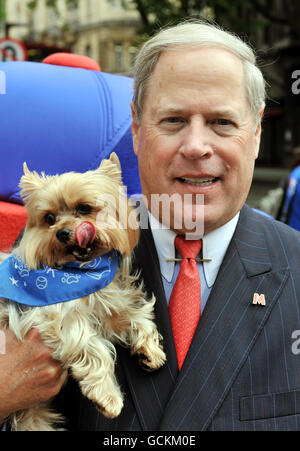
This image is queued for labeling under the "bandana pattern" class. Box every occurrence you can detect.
[0,251,119,307]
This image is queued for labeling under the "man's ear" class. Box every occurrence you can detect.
[131,102,140,156]
[254,105,265,159]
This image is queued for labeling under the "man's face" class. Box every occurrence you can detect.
[132,47,263,234]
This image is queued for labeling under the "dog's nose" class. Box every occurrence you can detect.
[56,227,72,243]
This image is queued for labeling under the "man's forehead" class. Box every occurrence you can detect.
[144,46,248,109]
[147,48,245,94]
[148,47,245,91]
[158,46,243,69]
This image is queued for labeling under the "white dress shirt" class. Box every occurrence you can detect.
[149,212,240,313]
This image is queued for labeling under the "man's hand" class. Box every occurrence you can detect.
[0,328,67,424]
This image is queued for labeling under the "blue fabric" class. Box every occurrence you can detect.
[252,208,274,219]
[0,61,141,204]
[0,251,119,307]
[281,166,300,231]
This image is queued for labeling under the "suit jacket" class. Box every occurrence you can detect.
[61,204,300,431]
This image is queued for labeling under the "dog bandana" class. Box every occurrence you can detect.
[0,251,119,307]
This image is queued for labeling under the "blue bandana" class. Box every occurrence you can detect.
[0,251,119,307]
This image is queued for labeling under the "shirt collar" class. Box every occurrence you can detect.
[149,211,239,286]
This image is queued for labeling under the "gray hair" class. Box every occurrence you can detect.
[132,20,266,125]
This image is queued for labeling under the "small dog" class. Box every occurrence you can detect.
[0,153,165,431]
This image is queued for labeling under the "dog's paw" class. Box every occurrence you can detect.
[95,394,124,419]
[136,337,166,372]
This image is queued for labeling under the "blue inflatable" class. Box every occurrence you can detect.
[0,61,141,204]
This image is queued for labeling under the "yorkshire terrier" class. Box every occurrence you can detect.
[0,153,166,431]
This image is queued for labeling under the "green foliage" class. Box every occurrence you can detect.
[131,0,257,32]
[0,0,6,22]
[27,0,77,12]
[27,0,38,11]
[24,0,300,43]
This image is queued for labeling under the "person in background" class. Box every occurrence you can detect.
[278,146,300,230]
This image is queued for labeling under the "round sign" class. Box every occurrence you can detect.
[0,38,27,62]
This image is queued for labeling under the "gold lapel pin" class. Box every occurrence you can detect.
[252,293,266,306]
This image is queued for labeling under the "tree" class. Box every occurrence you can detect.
[27,0,77,12]
[25,0,300,43]
[130,0,300,44]
[131,0,264,36]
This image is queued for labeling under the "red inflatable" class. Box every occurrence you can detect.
[42,52,101,71]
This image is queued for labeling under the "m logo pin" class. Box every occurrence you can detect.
[252,293,266,306]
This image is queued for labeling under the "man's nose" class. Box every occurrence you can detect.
[178,120,214,159]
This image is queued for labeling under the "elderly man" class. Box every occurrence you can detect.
[2,20,300,431]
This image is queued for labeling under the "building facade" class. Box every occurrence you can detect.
[2,0,141,73]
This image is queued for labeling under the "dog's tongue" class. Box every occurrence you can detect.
[75,221,96,248]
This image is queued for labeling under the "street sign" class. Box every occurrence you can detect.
[0,37,27,61]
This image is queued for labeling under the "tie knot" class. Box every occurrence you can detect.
[174,235,202,259]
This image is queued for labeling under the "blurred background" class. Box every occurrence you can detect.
[1,0,300,209]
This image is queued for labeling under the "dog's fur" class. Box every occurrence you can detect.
[0,153,165,431]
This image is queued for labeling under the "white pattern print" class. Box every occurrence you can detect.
[85,269,111,280]
[14,257,30,278]
[61,273,81,284]
[35,276,48,290]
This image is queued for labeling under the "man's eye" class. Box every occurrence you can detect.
[213,119,232,126]
[165,117,183,124]
[76,203,92,215]
[166,117,180,122]
[44,213,56,225]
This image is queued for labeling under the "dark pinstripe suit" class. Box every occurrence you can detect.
[63,204,300,430]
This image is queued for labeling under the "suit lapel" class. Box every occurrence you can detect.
[119,225,179,430]
[159,206,289,431]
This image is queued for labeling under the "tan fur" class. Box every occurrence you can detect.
[0,153,166,430]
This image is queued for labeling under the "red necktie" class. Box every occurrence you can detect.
[168,235,202,370]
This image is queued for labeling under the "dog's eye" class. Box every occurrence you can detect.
[44,213,56,225]
[76,203,92,215]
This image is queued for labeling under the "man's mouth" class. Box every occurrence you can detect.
[177,176,219,186]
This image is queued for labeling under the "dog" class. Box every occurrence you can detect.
[0,153,166,430]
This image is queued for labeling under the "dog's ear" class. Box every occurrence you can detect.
[19,162,46,201]
[98,152,122,183]
[23,161,30,176]
[109,152,121,169]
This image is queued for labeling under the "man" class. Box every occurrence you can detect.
[68,20,300,431]
[2,20,300,431]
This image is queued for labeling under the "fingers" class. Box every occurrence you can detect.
[0,327,66,416]
[22,329,67,397]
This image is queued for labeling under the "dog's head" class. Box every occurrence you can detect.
[18,153,139,269]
